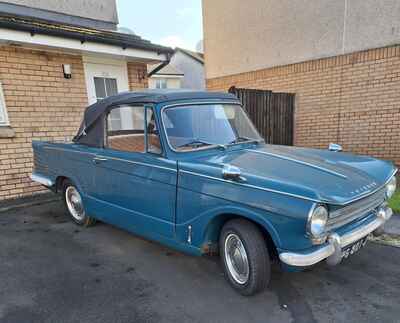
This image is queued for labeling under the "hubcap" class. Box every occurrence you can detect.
[65,186,85,221]
[224,233,249,284]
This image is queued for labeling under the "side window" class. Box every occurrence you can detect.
[106,105,162,154]
[107,105,146,152]
[146,108,162,154]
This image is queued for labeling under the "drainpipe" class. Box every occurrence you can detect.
[147,52,171,77]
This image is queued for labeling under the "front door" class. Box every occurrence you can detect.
[87,104,177,240]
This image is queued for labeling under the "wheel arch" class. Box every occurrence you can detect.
[201,211,280,260]
[55,175,85,195]
[55,176,68,193]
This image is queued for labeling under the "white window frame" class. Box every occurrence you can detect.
[0,83,9,126]
[155,78,168,89]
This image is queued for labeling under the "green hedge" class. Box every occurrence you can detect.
[389,190,400,214]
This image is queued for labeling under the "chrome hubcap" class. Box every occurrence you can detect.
[65,186,85,221]
[224,233,249,284]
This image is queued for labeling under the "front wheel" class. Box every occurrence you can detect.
[62,179,96,227]
[220,219,270,296]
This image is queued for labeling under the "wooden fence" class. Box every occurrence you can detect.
[229,86,295,146]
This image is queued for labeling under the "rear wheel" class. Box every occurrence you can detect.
[220,219,270,296]
[62,179,96,227]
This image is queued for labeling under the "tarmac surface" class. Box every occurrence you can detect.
[0,200,399,323]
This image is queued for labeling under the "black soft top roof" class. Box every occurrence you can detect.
[73,90,239,148]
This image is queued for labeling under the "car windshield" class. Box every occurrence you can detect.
[162,104,263,151]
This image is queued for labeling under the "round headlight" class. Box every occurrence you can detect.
[386,176,397,199]
[308,205,328,237]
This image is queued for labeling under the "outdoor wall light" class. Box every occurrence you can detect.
[62,64,72,79]
[137,69,146,82]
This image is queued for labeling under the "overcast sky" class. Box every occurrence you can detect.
[116,0,203,51]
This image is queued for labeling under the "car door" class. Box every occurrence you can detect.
[90,104,177,239]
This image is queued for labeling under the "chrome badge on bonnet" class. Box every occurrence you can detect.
[349,182,378,196]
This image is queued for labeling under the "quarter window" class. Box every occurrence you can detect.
[146,108,162,154]
[106,105,161,154]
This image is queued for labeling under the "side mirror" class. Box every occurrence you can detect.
[222,165,245,181]
[329,143,342,152]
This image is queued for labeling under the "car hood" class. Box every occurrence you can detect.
[178,144,397,205]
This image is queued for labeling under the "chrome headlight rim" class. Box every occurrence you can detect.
[307,204,329,241]
[386,175,397,199]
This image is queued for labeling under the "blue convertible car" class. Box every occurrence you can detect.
[31,90,397,295]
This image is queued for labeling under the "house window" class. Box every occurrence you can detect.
[94,77,120,130]
[94,77,118,100]
[0,83,9,126]
[155,78,167,89]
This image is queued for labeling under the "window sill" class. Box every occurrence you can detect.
[0,126,15,138]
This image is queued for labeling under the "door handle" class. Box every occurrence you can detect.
[93,157,108,164]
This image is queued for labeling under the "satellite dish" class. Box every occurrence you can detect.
[118,27,136,35]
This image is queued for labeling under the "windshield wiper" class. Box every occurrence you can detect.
[229,136,262,145]
[177,139,226,150]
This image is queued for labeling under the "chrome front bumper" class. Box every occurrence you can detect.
[279,206,393,267]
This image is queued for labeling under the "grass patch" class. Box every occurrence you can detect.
[389,190,400,214]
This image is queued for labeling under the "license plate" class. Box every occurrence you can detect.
[342,235,370,259]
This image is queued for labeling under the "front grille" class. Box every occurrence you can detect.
[327,187,386,230]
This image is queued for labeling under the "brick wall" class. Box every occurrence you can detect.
[0,46,148,201]
[207,45,400,167]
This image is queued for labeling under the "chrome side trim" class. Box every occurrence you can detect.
[181,169,398,206]
[279,206,392,267]
[180,170,322,203]
[246,149,347,179]
[43,146,96,156]
[95,155,177,172]
[43,146,176,172]
[30,173,54,187]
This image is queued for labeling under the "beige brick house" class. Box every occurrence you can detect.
[0,0,172,201]
[203,0,400,167]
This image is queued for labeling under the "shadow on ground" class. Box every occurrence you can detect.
[0,201,399,323]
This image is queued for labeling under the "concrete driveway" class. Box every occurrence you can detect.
[0,201,399,323]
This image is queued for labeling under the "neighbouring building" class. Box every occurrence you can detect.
[203,0,400,166]
[0,0,172,201]
[148,64,184,89]
[148,47,205,89]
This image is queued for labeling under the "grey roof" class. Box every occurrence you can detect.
[176,48,204,64]
[147,63,184,76]
[0,13,173,54]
